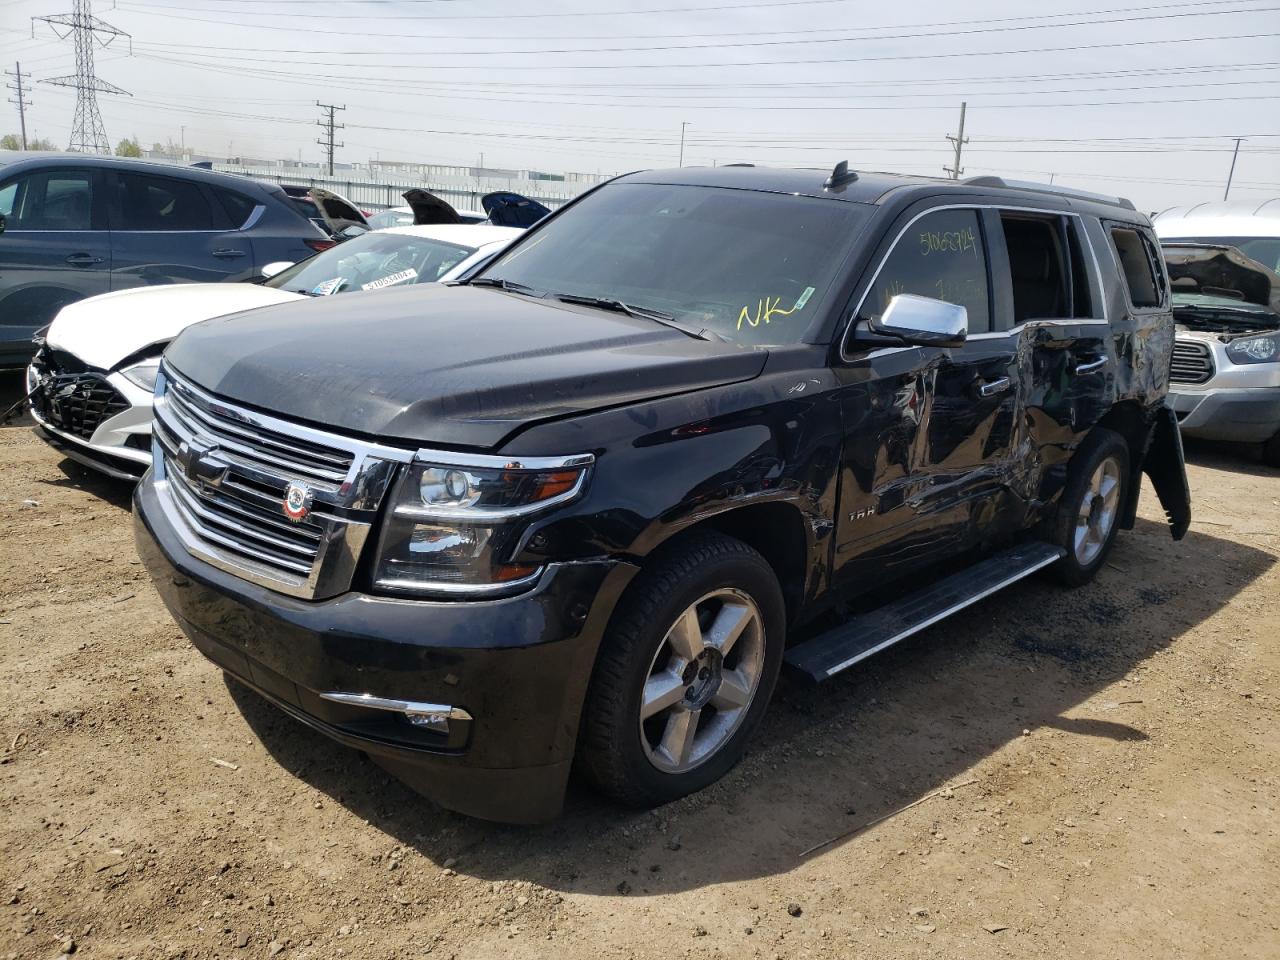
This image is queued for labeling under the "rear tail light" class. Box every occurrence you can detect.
[305,238,337,253]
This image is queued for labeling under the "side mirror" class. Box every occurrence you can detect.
[260,261,293,279]
[867,294,967,348]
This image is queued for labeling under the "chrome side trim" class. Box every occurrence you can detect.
[317,692,473,722]
[413,448,596,471]
[822,547,1065,678]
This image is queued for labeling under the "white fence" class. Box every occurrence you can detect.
[214,165,587,213]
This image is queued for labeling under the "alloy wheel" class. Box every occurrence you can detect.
[1074,455,1122,566]
[638,588,766,774]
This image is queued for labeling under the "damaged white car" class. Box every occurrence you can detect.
[24,223,520,479]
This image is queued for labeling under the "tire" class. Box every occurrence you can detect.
[578,530,786,808]
[1262,429,1280,468]
[1047,427,1130,586]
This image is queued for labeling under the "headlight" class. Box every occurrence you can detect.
[120,357,162,391]
[372,452,593,596]
[1226,333,1280,364]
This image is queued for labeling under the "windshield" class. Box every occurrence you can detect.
[266,231,476,296]
[477,182,870,344]
[1166,235,1280,273]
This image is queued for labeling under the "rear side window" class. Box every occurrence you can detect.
[998,213,1097,321]
[212,187,258,229]
[2,170,97,230]
[115,172,214,231]
[869,208,991,333]
[1110,226,1164,308]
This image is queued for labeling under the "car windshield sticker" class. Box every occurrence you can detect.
[311,278,344,296]
[792,286,815,311]
[362,267,418,291]
[737,295,799,331]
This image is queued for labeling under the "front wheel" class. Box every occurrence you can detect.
[1048,427,1130,586]
[578,531,785,808]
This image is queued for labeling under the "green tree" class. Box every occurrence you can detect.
[1,134,20,151]
[116,136,142,158]
[28,137,58,151]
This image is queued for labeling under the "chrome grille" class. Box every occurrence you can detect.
[1170,340,1214,384]
[151,365,412,599]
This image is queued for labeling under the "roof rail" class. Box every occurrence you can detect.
[961,174,1136,211]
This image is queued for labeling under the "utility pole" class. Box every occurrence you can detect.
[1223,137,1245,201]
[5,62,32,149]
[679,121,689,167]
[944,101,968,180]
[315,101,345,176]
[34,0,131,154]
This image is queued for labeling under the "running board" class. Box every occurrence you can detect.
[784,541,1066,683]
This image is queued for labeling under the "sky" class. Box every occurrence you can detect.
[1,0,1278,211]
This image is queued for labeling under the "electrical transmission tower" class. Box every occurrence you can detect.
[944,101,968,180]
[316,102,345,176]
[33,0,131,154]
[5,62,32,149]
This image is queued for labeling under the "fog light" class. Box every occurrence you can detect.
[317,691,473,735]
[404,709,453,734]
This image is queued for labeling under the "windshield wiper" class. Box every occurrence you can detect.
[465,276,542,297]
[553,293,714,341]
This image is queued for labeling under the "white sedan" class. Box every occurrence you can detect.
[25,223,521,479]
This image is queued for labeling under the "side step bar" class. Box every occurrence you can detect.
[784,541,1066,683]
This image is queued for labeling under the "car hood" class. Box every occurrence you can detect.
[163,284,768,450]
[45,283,306,370]
[1162,243,1280,312]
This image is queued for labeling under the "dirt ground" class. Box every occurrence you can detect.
[2,368,1277,960]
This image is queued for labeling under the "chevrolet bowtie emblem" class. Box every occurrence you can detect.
[176,439,230,489]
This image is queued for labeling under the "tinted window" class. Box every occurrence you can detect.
[484,182,871,345]
[212,187,257,229]
[116,172,214,230]
[869,208,990,333]
[1110,226,1161,308]
[3,170,96,230]
[266,230,475,295]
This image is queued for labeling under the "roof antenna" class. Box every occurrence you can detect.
[824,160,858,189]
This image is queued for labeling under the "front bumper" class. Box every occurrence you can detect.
[134,474,637,823]
[1167,386,1280,443]
[26,360,154,480]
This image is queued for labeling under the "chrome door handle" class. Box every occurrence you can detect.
[64,253,105,266]
[212,248,247,258]
[1075,356,1108,376]
[978,377,1011,398]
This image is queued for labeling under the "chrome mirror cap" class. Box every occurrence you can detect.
[872,294,968,348]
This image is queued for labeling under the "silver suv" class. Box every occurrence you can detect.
[1154,199,1280,465]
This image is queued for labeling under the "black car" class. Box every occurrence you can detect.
[0,152,344,367]
[133,164,1191,823]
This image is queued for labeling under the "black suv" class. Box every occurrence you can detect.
[133,165,1191,823]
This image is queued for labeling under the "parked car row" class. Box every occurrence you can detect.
[0,150,552,368]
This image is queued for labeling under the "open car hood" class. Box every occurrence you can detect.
[403,188,462,225]
[480,191,552,228]
[309,187,369,233]
[1162,242,1280,313]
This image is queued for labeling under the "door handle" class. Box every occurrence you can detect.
[212,248,247,259]
[64,253,105,266]
[977,376,1011,398]
[1075,356,1108,376]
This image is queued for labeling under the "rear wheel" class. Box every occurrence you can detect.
[578,531,785,807]
[1048,428,1130,586]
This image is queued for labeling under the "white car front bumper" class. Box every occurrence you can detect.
[26,358,156,481]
